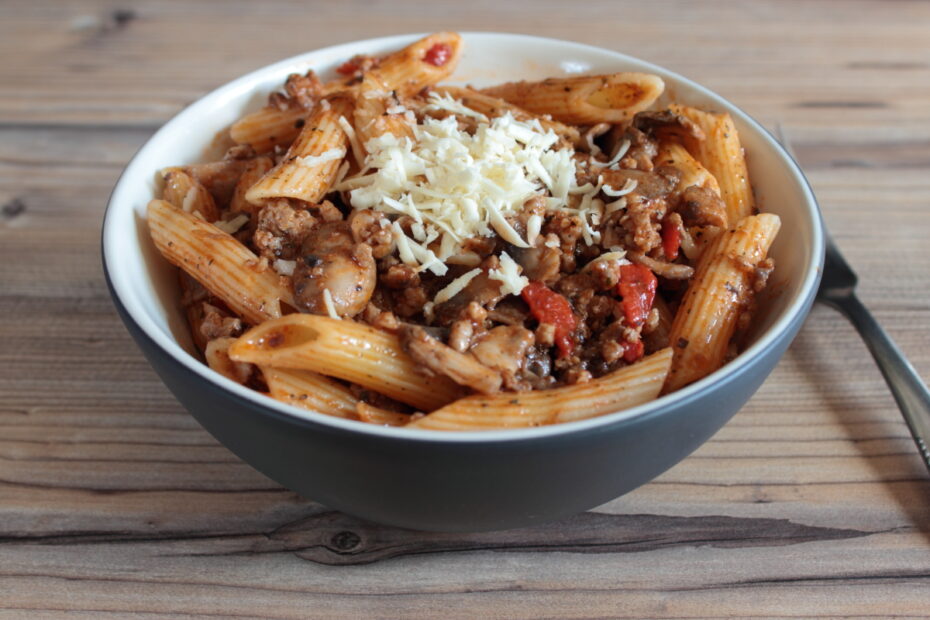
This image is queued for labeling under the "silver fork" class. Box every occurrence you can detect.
[777,124,930,474]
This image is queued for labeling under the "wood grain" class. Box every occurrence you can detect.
[3,0,930,617]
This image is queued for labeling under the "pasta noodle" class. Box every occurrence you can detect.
[480,73,665,124]
[664,214,781,392]
[227,314,465,411]
[669,104,755,224]
[148,199,294,325]
[408,348,672,430]
[245,96,354,205]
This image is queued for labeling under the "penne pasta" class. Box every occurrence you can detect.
[656,140,721,197]
[479,73,664,125]
[261,365,359,420]
[230,105,309,154]
[669,104,755,225]
[433,85,582,146]
[227,314,465,411]
[245,96,354,205]
[376,31,463,95]
[147,199,295,325]
[229,155,274,219]
[407,348,673,430]
[161,169,220,222]
[354,72,415,148]
[355,402,411,427]
[664,213,781,392]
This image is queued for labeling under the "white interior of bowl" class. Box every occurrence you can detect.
[103,32,823,441]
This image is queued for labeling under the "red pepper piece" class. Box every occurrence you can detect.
[424,42,453,67]
[617,264,658,328]
[661,217,681,261]
[522,281,577,359]
[336,58,361,75]
[621,340,645,363]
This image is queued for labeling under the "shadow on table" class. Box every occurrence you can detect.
[787,305,930,541]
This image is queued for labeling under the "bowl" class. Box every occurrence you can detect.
[102,32,824,532]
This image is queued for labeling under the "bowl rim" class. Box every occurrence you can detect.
[102,31,825,444]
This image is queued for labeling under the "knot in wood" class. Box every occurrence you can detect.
[329,530,361,552]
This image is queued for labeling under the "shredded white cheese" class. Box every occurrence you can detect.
[489,251,528,297]
[338,115,365,170]
[272,259,296,276]
[297,147,346,168]
[213,213,250,235]
[433,268,482,305]
[322,288,340,319]
[334,93,625,301]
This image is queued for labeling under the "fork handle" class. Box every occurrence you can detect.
[825,294,930,473]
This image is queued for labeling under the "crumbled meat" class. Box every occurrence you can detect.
[283,71,324,109]
[469,325,536,391]
[400,325,502,394]
[676,185,728,228]
[349,209,394,259]
[448,319,476,352]
[753,257,775,293]
[544,212,584,258]
[253,199,317,260]
[381,263,420,289]
[200,303,243,341]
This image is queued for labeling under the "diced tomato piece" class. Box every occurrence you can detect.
[423,42,453,67]
[661,217,681,261]
[617,264,658,328]
[522,281,577,359]
[336,58,361,75]
[621,340,645,363]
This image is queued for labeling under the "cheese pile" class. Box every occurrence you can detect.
[340,93,631,295]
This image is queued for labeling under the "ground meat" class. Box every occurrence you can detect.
[544,212,584,257]
[676,185,728,228]
[448,319,476,352]
[393,285,430,319]
[349,209,394,259]
[610,194,667,254]
[381,263,420,290]
[283,70,324,109]
[199,303,243,341]
[253,199,317,260]
[753,257,776,293]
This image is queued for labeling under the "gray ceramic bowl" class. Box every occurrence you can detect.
[103,33,824,532]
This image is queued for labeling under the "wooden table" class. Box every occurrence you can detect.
[3,0,930,616]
